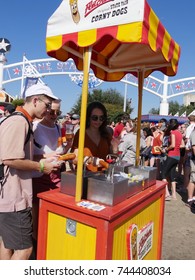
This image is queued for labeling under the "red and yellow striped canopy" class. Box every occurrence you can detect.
[46,0,180,81]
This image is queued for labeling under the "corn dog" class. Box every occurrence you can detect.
[58,153,76,161]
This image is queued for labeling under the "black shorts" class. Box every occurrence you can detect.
[0,207,33,250]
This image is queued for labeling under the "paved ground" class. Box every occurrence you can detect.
[161,185,195,260]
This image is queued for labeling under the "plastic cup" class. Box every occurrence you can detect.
[65,124,74,141]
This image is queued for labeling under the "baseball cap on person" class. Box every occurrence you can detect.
[71,114,80,120]
[25,83,58,100]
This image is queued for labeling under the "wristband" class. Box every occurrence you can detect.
[39,161,44,173]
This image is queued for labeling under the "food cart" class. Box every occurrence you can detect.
[37,0,180,260]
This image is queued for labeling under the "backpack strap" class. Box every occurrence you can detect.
[11,112,33,145]
[1,111,32,145]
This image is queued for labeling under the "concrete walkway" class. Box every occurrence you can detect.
[162,188,195,260]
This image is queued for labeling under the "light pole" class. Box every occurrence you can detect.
[0,38,11,90]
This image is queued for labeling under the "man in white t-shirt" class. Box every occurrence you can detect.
[186,128,195,209]
[185,115,195,150]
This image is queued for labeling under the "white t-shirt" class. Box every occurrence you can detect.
[33,121,61,155]
[32,121,61,177]
[185,123,195,149]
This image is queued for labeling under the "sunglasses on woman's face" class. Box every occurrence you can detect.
[91,115,105,122]
[50,110,62,116]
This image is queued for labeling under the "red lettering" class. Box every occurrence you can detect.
[85,0,113,17]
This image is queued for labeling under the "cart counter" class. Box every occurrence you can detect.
[37,180,166,260]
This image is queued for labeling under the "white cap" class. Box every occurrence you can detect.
[25,83,58,100]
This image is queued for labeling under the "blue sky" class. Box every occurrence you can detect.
[1,0,194,117]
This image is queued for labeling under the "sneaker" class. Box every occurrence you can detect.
[185,199,195,208]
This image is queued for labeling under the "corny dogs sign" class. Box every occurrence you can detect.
[47,0,144,36]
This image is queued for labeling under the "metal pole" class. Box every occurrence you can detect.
[159,75,169,115]
[75,46,92,202]
[0,53,6,90]
[123,76,127,112]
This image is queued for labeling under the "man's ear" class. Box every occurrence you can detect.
[32,96,38,106]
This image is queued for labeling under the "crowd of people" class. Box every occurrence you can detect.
[110,116,195,208]
[0,83,195,260]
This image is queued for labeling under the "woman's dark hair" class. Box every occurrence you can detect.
[143,127,153,137]
[167,118,179,131]
[86,101,110,139]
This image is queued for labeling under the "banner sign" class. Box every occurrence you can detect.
[127,221,154,260]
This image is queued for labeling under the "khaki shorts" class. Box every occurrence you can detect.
[190,159,195,183]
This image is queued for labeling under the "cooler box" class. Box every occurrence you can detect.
[128,166,157,189]
[87,174,128,206]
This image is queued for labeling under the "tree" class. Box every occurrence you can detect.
[168,101,180,115]
[12,99,25,107]
[149,107,159,114]
[149,100,194,116]
[71,88,134,122]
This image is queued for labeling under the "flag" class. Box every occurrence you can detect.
[174,112,179,116]
[188,109,195,116]
[180,111,186,117]
[22,77,38,98]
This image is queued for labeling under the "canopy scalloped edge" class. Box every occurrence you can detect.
[46,1,180,81]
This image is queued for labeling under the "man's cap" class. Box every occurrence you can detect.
[25,83,58,100]
[71,114,80,120]
[5,104,15,114]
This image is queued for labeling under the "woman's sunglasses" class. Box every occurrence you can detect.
[91,115,105,122]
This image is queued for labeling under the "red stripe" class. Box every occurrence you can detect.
[156,21,165,50]
[142,0,150,43]
[168,38,175,61]
[95,25,118,51]
[62,32,78,45]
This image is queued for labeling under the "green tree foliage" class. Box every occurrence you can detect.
[149,100,194,116]
[12,99,25,107]
[149,107,159,114]
[71,88,134,122]
[168,101,180,115]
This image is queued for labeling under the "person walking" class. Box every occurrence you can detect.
[186,128,195,209]
[0,83,60,260]
[161,119,184,201]
[118,120,146,165]
[183,115,195,190]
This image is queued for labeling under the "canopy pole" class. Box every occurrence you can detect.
[75,47,92,202]
[135,70,145,166]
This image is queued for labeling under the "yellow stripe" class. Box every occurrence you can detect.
[172,42,180,72]
[78,29,97,46]
[162,30,171,62]
[148,10,159,52]
[46,35,62,52]
[117,22,142,42]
